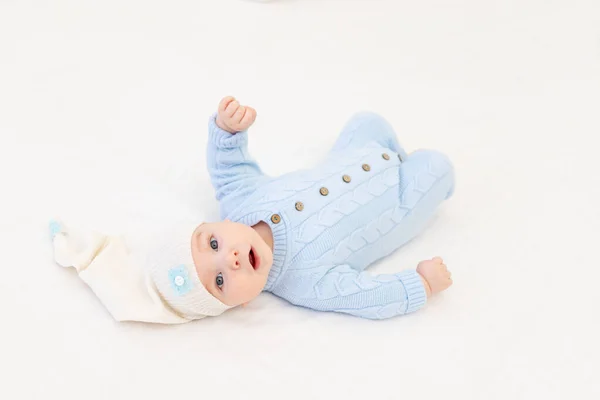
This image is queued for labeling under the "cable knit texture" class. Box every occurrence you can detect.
[207,112,454,319]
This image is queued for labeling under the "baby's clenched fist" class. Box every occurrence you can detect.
[417,256,453,297]
[216,96,257,134]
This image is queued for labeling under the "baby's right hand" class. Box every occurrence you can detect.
[216,96,257,134]
[416,257,453,297]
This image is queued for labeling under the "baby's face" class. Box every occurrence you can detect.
[190,220,273,307]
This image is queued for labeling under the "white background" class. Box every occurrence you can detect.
[1,1,599,399]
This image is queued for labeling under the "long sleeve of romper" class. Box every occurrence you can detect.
[272,265,428,320]
[207,115,268,219]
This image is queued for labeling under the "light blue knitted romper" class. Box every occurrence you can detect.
[207,112,454,319]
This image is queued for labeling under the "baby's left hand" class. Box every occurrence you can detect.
[216,96,257,134]
[417,256,453,297]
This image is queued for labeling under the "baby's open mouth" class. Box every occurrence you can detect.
[249,248,257,270]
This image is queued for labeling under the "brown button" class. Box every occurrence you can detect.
[382,153,390,160]
[295,202,304,211]
[342,175,351,183]
[362,164,371,171]
[320,187,329,196]
[271,214,281,224]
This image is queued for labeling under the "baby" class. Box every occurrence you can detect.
[49,96,454,323]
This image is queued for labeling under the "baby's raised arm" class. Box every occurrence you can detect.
[206,97,268,219]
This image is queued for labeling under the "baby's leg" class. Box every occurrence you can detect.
[388,149,455,248]
[399,149,455,202]
[330,112,409,161]
[351,149,455,272]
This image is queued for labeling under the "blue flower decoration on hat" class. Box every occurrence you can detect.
[168,265,192,296]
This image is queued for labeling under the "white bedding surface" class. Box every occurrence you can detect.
[1,1,599,399]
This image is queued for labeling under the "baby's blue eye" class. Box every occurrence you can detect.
[210,237,218,251]
[216,272,224,288]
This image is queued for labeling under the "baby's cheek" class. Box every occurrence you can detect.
[235,277,263,302]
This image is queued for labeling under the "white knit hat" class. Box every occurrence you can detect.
[49,219,232,324]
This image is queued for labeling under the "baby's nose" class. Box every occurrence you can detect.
[228,250,241,270]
